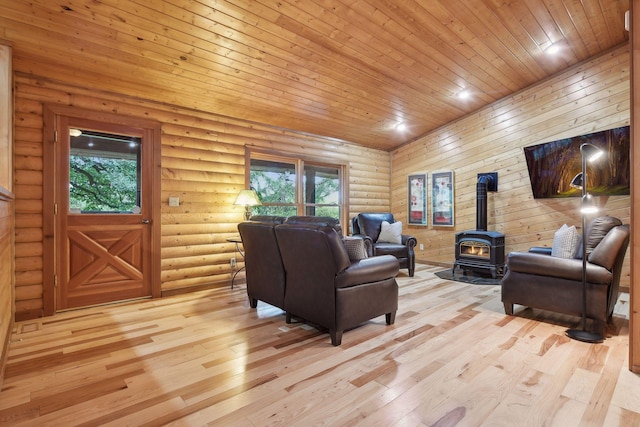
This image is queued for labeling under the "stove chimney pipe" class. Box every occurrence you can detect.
[476,173,498,231]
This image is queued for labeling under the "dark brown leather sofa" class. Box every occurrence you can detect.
[501,216,630,335]
[352,212,417,276]
[275,223,399,345]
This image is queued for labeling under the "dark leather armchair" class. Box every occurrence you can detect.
[237,216,286,309]
[352,212,417,276]
[501,216,630,335]
[275,223,400,345]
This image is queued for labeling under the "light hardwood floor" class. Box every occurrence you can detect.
[1,264,639,426]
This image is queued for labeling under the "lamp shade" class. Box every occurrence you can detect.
[580,194,598,214]
[234,189,261,207]
[580,143,604,163]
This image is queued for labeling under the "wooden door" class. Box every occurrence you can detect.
[45,110,161,312]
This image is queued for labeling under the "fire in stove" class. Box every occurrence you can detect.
[460,240,490,258]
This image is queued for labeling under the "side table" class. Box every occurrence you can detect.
[227,236,245,289]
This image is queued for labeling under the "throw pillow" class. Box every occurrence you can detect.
[377,220,402,244]
[343,236,368,261]
[551,224,581,258]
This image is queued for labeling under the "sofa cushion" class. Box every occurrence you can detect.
[377,220,402,244]
[551,224,580,258]
[584,216,622,256]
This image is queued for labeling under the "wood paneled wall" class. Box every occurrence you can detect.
[12,74,391,319]
[391,44,631,288]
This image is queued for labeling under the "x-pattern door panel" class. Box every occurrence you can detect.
[61,223,147,309]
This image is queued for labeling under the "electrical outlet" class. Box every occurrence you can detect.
[419,243,424,250]
[230,258,237,268]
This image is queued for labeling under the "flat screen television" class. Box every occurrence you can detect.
[523,125,630,199]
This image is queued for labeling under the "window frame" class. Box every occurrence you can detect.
[245,148,348,227]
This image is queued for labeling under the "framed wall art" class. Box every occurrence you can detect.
[431,171,454,227]
[408,173,427,226]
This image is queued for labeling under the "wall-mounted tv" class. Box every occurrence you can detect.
[523,125,630,199]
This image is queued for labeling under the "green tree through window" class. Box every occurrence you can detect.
[69,130,141,213]
[70,156,138,212]
[249,157,341,219]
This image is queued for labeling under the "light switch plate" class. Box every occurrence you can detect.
[168,196,180,207]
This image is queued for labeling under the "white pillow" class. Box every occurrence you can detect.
[551,224,581,258]
[377,221,402,244]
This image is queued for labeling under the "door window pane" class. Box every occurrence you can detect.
[69,130,141,213]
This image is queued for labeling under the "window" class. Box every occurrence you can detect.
[69,130,142,213]
[248,151,346,224]
[303,164,340,218]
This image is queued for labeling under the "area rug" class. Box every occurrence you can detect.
[434,269,502,286]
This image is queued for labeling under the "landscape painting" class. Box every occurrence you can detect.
[523,126,630,199]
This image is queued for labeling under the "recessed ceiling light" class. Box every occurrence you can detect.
[545,44,560,55]
[457,90,470,100]
[395,123,407,132]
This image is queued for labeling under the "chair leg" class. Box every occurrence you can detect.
[503,302,514,315]
[386,311,396,325]
[330,330,343,346]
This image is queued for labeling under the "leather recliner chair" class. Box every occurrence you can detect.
[501,216,630,336]
[352,212,417,277]
[237,216,286,309]
[275,223,400,345]
[237,215,341,310]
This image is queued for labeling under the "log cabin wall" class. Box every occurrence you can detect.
[13,74,391,320]
[391,44,631,288]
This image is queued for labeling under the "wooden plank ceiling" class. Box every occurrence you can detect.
[1,0,630,150]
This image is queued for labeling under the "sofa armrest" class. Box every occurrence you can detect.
[401,235,417,248]
[528,246,552,255]
[506,252,612,284]
[335,255,399,289]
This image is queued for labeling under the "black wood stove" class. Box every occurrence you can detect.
[453,173,505,278]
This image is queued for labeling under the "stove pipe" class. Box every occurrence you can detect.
[476,175,492,231]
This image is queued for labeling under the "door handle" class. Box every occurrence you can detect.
[142,219,150,224]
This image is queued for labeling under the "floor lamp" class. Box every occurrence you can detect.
[566,142,604,343]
